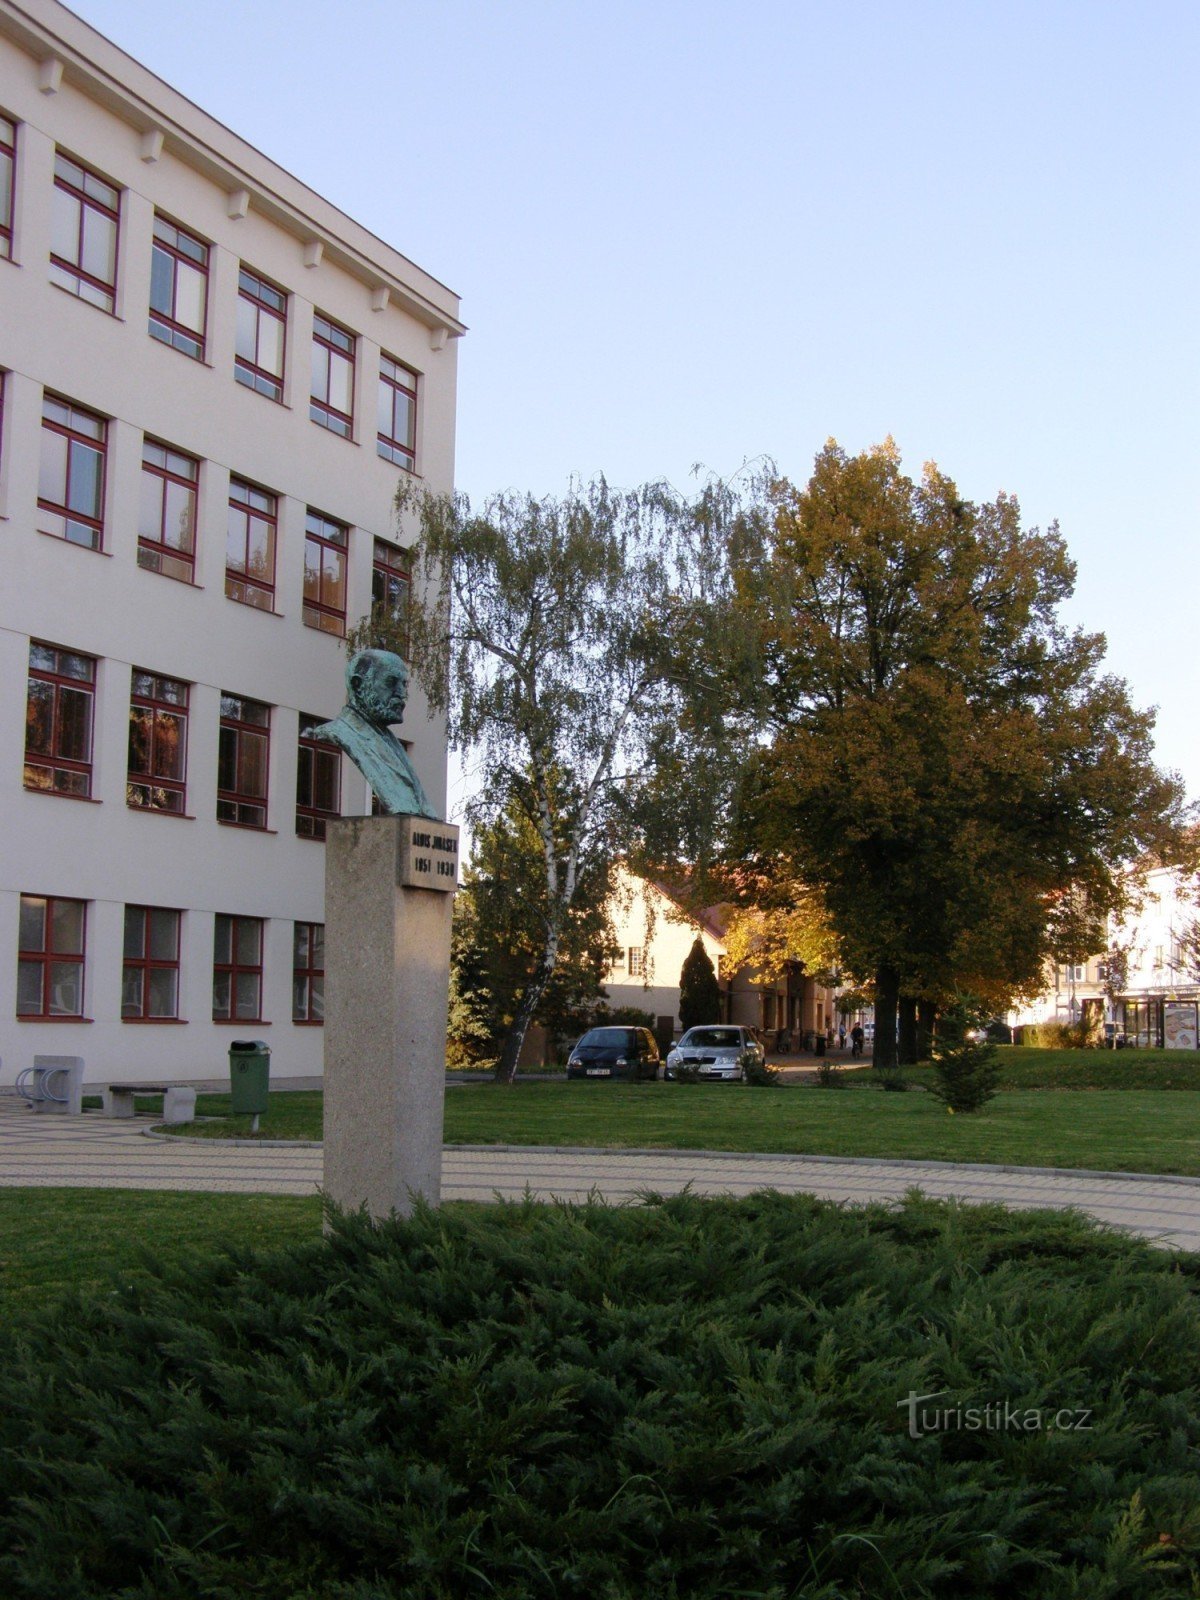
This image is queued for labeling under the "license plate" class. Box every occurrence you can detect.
[586,1067,611,1076]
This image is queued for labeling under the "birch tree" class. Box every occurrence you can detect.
[398,474,736,1081]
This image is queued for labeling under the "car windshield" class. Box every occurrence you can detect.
[577,1028,635,1049]
[682,1028,742,1048]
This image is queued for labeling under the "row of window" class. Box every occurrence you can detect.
[0,115,420,467]
[16,895,323,1024]
[17,386,412,628]
[26,642,347,838]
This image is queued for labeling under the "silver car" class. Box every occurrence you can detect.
[665,1025,765,1082]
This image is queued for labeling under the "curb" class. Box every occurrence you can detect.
[139,1128,1200,1187]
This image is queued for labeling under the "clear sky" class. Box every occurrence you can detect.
[70,0,1200,797]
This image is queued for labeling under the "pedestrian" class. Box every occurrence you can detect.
[850,1024,864,1059]
[838,1025,846,1051]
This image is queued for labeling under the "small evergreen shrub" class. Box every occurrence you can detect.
[743,1054,781,1086]
[930,1002,1002,1112]
[2,1195,1199,1599]
[815,1056,842,1087]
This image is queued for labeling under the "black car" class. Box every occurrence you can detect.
[566,1026,660,1081]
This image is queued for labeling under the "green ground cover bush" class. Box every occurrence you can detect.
[2,1193,1198,1599]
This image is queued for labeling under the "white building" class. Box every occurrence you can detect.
[0,0,463,1089]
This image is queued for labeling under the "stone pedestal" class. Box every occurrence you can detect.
[323,814,458,1219]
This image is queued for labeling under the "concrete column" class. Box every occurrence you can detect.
[323,814,457,1219]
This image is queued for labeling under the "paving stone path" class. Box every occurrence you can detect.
[4,1094,1199,1250]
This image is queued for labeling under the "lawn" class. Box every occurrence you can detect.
[162,1076,1200,1176]
[0,1188,321,1315]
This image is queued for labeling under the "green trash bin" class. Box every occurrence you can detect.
[229,1040,270,1128]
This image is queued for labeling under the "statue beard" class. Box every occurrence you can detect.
[356,680,404,728]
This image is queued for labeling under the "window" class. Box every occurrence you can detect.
[0,113,15,259]
[377,355,417,469]
[24,643,95,796]
[628,948,645,978]
[122,906,181,1019]
[138,441,198,582]
[310,313,355,437]
[293,923,325,1023]
[372,538,411,652]
[17,895,86,1018]
[50,151,119,312]
[148,215,208,359]
[235,267,286,400]
[303,510,348,635]
[296,714,340,839]
[127,671,189,813]
[212,913,263,1021]
[218,693,270,827]
[38,396,107,549]
[226,478,277,610]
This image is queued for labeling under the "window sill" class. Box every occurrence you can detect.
[211,1019,272,1026]
[216,820,278,834]
[225,594,283,618]
[49,280,123,321]
[122,1017,188,1025]
[18,1015,93,1024]
[137,562,202,589]
[128,804,195,820]
[24,786,100,803]
[292,1019,325,1027]
[37,528,112,556]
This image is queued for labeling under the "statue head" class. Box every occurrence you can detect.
[347,649,410,729]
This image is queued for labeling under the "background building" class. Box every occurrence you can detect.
[0,0,463,1089]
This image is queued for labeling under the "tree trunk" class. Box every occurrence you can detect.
[494,931,561,1084]
[916,998,937,1062]
[872,965,900,1073]
[898,996,918,1065]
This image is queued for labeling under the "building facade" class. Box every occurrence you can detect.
[604,873,838,1045]
[0,0,463,1088]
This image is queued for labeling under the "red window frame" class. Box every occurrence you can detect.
[303,510,349,635]
[127,670,189,813]
[310,313,355,438]
[217,693,270,828]
[0,113,15,260]
[226,477,277,611]
[296,714,341,840]
[138,440,198,582]
[235,267,286,400]
[122,905,181,1020]
[377,354,417,469]
[148,214,209,360]
[292,922,325,1023]
[50,150,119,312]
[212,913,264,1022]
[24,642,95,797]
[17,894,86,1019]
[38,395,107,550]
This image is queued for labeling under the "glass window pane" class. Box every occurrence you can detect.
[51,187,80,264]
[149,909,178,961]
[234,971,260,1019]
[17,960,45,1015]
[213,913,232,965]
[174,261,205,334]
[328,352,353,414]
[39,428,68,504]
[162,481,195,553]
[313,750,338,812]
[138,470,164,542]
[257,313,284,377]
[303,539,321,602]
[25,679,55,756]
[212,971,231,1019]
[48,959,83,1015]
[311,926,325,969]
[235,918,260,966]
[293,924,309,966]
[310,976,324,1021]
[237,298,259,364]
[246,519,274,583]
[121,967,143,1017]
[57,686,92,762]
[66,443,102,518]
[322,548,346,611]
[51,899,85,955]
[81,209,116,284]
[19,897,47,953]
[123,906,145,959]
[147,967,177,1018]
[152,712,185,780]
[149,246,174,317]
[238,734,267,797]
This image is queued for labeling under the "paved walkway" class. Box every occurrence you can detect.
[3,1095,1199,1250]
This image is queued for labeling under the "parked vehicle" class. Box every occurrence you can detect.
[665,1025,765,1082]
[565,1026,661,1081]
